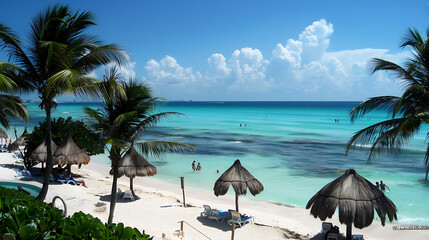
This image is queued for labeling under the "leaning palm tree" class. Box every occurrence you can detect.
[347,28,429,180]
[0,5,128,200]
[84,69,194,224]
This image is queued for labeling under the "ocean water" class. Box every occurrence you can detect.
[6,101,429,224]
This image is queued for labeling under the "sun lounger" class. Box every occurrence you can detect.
[326,233,339,240]
[209,209,230,222]
[322,222,333,234]
[123,190,134,201]
[227,211,253,227]
[201,205,214,217]
[117,188,125,198]
[57,175,83,186]
[352,234,364,240]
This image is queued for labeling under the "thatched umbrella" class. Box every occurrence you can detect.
[110,147,157,197]
[30,139,58,169]
[0,128,7,139]
[8,129,28,152]
[306,169,397,240]
[52,134,90,172]
[214,159,264,212]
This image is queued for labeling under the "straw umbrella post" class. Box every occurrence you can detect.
[112,147,157,197]
[214,159,264,212]
[52,134,90,174]
[306,169,397,240]
[29,139,58,169]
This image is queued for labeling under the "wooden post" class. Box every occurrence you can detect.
[180,177,185,207]
[231,223,235,240]
[235,192,239,212]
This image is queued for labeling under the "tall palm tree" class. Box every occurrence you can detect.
[0,5,128,200]
[84,69,194,224]
[347,28,429,180]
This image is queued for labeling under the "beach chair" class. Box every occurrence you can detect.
[326,233,339,240]
[21,165,34,180]
[227,211,253,227]
[352,234,364,240]
[201,205,214,217]
[117,188,125,198]
[322,222,333,234]
[209,209,230,222]
[123,190,134,201]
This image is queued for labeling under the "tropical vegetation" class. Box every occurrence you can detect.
[0,186,152,239]
[84,68,194,224]
[0,63,29,130]
[25,116,104,165]
[347,28,429,180]
[0,4,128,201]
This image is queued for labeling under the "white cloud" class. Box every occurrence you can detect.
[144,19,405,100]
[145,56,199,86]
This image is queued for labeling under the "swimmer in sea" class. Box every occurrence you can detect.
[380,181,390,191]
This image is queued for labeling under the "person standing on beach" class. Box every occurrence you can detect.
[196,162,201,171]
[192,161,196,171]
[380,181,390,191]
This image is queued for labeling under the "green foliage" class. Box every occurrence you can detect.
[0,186,152,239]
[25,117,104,160]
[347,28,429,180]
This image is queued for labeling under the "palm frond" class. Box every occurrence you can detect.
[350,96,400,122]
[347,115,427,162]
[0,94,29,128]
[135,141,195,158]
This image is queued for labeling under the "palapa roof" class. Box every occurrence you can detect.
[8,129,28,152]
[214,159,264,196]
[112,147,157,178]
[29,139,58,163]
[14,128,28,146]
[0,128,7,139]
[52,134,90,165]
[306,169,397,229]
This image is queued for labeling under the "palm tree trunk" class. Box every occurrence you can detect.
[37,106,52,201]
[108,148,120,224]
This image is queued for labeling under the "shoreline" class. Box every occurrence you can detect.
[1,154,429,239]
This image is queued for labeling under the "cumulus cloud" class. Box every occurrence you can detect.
[145,56,199,86]
[144,19,405,100]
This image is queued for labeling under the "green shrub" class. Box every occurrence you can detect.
[25,117,105,161]
[0,186,152,239]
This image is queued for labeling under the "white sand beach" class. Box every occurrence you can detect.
[1,152,428,240]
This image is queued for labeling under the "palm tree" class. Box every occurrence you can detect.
[0,63,28,129]
[347,28,429,180]
[84,69,194,224]
[0,5,128,200]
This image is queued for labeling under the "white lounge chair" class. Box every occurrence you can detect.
[209,209,230,222]
[201,205,213,217]
[322,222,333,234]
[117,188,125,198]
[326,233,339,240]
[123,190,134,201]
[227,211,253,227]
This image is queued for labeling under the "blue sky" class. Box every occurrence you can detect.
[1,0,429,101]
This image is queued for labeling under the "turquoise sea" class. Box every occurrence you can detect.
[7,101,429,224]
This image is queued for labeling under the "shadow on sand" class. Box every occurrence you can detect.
[309,232,346,240]
[196,216,233,232]
[97,194,141,203]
